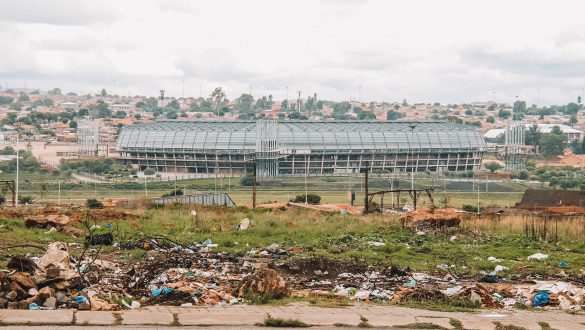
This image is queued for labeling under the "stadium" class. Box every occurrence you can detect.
[115,120,486,176]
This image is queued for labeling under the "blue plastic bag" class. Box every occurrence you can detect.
[533,290,549,307]
[152,288,174,297]
[75,296,89,304]
[29,303,40,310]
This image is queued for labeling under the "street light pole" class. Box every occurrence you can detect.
[15,135,19,207]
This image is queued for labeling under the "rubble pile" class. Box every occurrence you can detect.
[3,236,585,311]
[400,207,466,229]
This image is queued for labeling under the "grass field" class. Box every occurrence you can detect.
[2,203,584,278]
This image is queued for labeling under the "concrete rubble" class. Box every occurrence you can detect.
[3,235,585,312]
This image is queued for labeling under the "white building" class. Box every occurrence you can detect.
[484,124,582,142]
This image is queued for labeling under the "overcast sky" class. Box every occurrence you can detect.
[1,0,584,105]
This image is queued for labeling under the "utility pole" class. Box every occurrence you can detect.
[15,135,19,207]
[58,180,61,205]
[144,176,148,196]
[304,155,309,203]
[364,163,369,214]
[477,186,481,215]
[252,161,257,208]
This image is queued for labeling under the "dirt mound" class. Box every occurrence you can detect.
[400,207,466,229]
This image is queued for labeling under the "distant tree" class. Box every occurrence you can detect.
[2,146,15,155]
[513,100,527,113]
[498,109,511,119]
[549,177,560,188]
[18,94,30,102]
[0,96,14,105]
[539,127,567,157]
[357,111,375,120]
[235,94,254,113]
[525,124,541,146]
[114,110,127,119]
[210,87,227,116]
[333,101,351,115]
[69,120,77,129]
[402,99,408,106]
[101,88,107,97]
[486,116,495,124]
[565,102,581,115]
[464,109,473,115]
[143,168,155,176]
[569,114,578,127]
[168,99,180,110]
[485,161,502,173]
[48,88,62,95]
[78,108,89,117]
[288,112,308,120]
[516,170,529,180]
[560,180,576,190]
[386,110,404,121]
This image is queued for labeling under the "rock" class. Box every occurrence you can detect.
[9,273,37,290]
[53,281,71,290]
[78,303,91,310]
[8,282,27,297]
[67,301,79,309]
[237,218,251,231]
[28,288,39,296]
[0,297,8,309]
[25,295,41,305]
[237,268,290,299]
[39,287,55,299]
[18,301,29,309]
[45,266,60,279]
[56,292,69,303]
[43,297,57,309]
[7,256,40,273]
[6,291,18,301]
[8,302,19,309]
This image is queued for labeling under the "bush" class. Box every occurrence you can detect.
[18,195,36,205]
[462,204,484,213]
[240,174,256,186]
[161,189,184,197]
[86,198,103,209]
[289,194,321,204]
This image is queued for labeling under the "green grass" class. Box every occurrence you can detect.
[449,319,463,330]
[2,204,585,276]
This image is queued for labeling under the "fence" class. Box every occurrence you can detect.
[152,192,236,207]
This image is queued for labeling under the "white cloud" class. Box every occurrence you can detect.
[0,0,584,104]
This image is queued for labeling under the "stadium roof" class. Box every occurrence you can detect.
[117,120,486,153]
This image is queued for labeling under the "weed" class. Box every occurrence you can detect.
[395,322,447,329]
[494,322,528,330]
[358,315,372,328]
[538,322,557,330]
[449,318,463,330]
[258,314,310,327]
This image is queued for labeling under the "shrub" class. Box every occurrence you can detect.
[240,174,256,186]
[161,189,184,197]
[289,194,321,204]
[86,198,103,209]
[18,195,36,205]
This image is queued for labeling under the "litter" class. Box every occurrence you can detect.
[559,261,569,267]
[533,290,550,307]
[367,241,386,246]
[237,218,251,231]
[494,265,509,273]
[527,253,549,261]
[487,256,502,262]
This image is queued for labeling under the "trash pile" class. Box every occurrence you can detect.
[3,234,585,311]
[400,208,466,229]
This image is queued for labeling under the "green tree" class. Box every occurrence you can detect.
[210,87,227,116]
[486,116,495,124]
[485,161,502,173]
[525,124,541,146]
[18,94,30,102]
[498,109,511,119]
[143,168,156,176]
[357,111,375,120]
[539,127,567,157]
[513,100,527,113]
[569,114,578,127]
[48,88,62,95]
[386,110,404,120]
[101,88,107,97]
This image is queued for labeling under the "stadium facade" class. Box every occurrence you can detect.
[116,120,486,176]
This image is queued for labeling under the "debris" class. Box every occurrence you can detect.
[152,288,174,297]
[527,253,549,261]
[367,241,386,247]
[237,269,290,299]
[24,215,70,228]
[533,290,550,307]
[237,218,251,231]
[494,265,509,273]
[487,256,502,262]
[400,208,464,229]
[559,261,569,267]
[7,256,39,273]
[86,233,114,246]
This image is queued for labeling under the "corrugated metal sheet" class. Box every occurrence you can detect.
[153,193,236,207]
